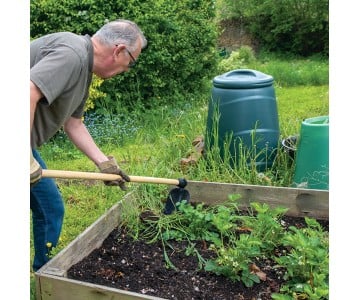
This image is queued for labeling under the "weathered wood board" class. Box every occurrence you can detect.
[35,181,328,300]
[186,180,328,219]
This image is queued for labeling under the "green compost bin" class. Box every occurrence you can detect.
[205,69,280,171]
[293,116,329,190]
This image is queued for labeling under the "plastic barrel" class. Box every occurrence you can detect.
[293,116,329,190]
[205,69,280,171]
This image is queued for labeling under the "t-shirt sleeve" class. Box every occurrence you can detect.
[30,46,82,105]
[71,97,87,118]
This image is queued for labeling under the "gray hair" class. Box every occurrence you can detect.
[93,19,147,51]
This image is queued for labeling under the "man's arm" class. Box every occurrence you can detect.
[63,117,108,167]
[64,117,130,190]
[30,81,43,185]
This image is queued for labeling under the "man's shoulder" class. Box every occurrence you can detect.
[31,32,85,47]
[32,32,90,60]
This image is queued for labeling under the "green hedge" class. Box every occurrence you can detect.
[216,0,329,57]
[30,0,220,113]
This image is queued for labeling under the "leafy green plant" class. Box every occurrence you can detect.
[133,197,328,294]
[140,198,242,247]
[205,233,262,286]
[168,202,222,243]
[204,202,287,287]
[218,45,256,73]
[84,75,106,112]
[240,202,288,253]
[185,242,207,270]
[272,217,329,299]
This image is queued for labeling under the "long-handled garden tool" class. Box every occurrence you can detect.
[42,169,190,214]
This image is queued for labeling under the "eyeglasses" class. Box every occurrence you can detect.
[125,48,136,68]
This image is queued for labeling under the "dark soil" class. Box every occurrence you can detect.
[68,215,328,300]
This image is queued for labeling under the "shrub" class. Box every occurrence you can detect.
[84,75,106,112]
[218,45,256,73]
[215,0,329,56]
[30,0,219,113]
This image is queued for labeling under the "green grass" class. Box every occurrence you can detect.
[253,54,329,87]
[276,85,329,137]
[219,48,328,87]
[30,55,329,299]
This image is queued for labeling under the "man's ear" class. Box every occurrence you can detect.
[114,44,125,57]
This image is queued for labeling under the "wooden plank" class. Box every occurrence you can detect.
[185,180,329,219]
[36,274,166,300]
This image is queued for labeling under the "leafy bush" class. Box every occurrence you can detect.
[215,0,329,56]
[218,45,256,73]
[85,75,106,112]
[30,0,219,113]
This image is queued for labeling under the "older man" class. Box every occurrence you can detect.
[30,19,147,271]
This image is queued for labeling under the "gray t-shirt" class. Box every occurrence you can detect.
[30,32,94,148]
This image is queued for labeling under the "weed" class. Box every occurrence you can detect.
[204,99,283,185]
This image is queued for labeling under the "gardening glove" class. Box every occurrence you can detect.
[30,150,42,187]
[98,156,130,191]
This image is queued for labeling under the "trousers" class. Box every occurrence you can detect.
[30,149,65,271]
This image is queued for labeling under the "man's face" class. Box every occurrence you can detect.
[107,39,142,78]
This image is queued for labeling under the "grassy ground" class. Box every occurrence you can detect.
[30,55,329,299]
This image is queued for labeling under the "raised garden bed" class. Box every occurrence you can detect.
[35,181,328,300]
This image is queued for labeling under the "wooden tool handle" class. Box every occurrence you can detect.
[42,169,180,186]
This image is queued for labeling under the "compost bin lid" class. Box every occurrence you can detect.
[302,116,329,126]
[213,69,274,89]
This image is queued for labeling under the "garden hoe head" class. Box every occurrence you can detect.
[41,169,190,215]
[163,178,190,215]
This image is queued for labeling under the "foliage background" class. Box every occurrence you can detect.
[30,0,220,113]
[30,0,328,114]
[216,0,329,56]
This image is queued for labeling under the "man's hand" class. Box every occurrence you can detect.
[30,150,42,186]
[98,156,130,191]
